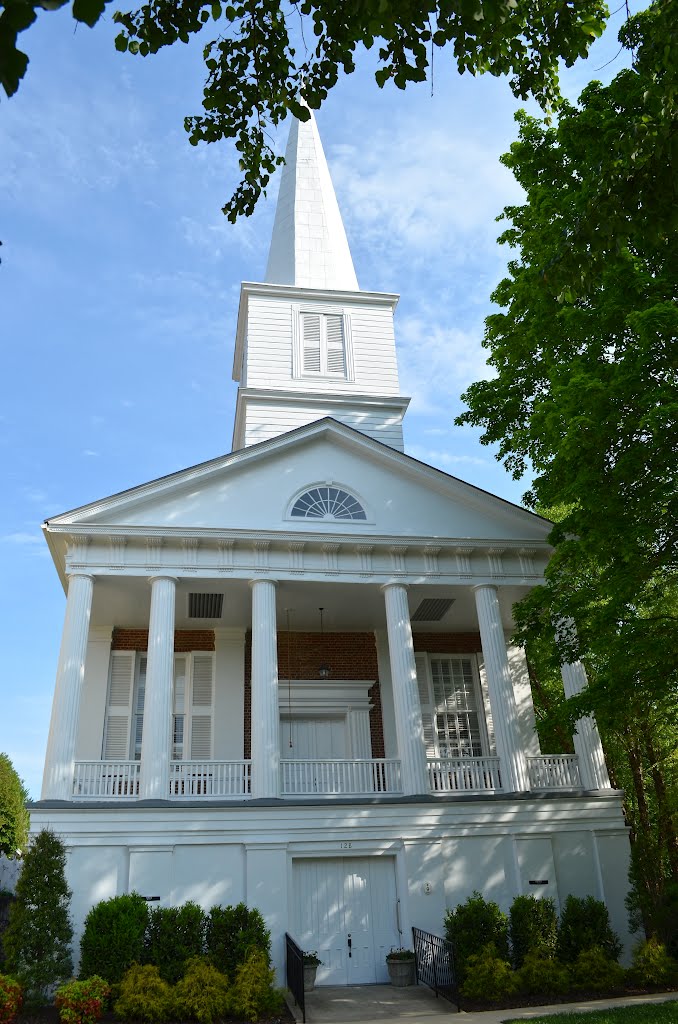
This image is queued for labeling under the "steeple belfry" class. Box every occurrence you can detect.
[265,112,359,291]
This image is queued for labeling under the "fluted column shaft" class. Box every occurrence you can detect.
[42,573,94,800]
[250,579,280,798]
[561,659,611,790]
[382,583,430,796]
[139,576,176,800]
[473,585,529,792]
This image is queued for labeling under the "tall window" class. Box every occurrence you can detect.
[297,310,350,378]
[415,654,487,759]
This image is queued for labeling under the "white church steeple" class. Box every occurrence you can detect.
[265,112,359,291]
[231,113,410,453]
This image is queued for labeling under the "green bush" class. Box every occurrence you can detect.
[3,830,73,1005]
[172,957,230,1024]
[55,976,110,1024]
[570,946,626,991]
[514,949,570,996]
[144,902,206,983]
[79,894,149,985]
[228,949,282,1023]
[0,975,22,1024]
[509,895,557,968]
[629,938,678,988]
[444,891,509,982]
[557,895,622,963]
[459,943,516,1003]
[0,754,29,860]
[205,903,271,978]
[114,964,173,1023]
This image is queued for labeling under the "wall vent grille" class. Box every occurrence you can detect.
[411,598,455,622]
[188,593,224,619]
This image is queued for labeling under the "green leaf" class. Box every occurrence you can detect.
[72,0,108,27]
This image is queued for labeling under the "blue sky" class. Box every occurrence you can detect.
[1,2,641,798]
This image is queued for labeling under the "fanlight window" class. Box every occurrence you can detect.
[291,487,367,520]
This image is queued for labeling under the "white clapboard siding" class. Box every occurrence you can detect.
[103,651,135,759]
[244,403,405,451]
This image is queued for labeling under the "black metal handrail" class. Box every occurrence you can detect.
[285,932,306,1023]
[412,926,458,1007]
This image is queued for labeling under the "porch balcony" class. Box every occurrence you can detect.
[71,753,583,800]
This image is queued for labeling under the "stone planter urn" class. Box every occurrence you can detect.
[386,951,416,987]
[303,954,322,991]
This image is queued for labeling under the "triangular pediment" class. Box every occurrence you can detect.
[46,419,550,544]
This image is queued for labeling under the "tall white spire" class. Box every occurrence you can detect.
[265,111,359,291]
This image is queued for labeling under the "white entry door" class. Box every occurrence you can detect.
[293,857,400,985]
[281,717,347,758]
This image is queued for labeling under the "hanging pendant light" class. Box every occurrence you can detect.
[318,607,331,679]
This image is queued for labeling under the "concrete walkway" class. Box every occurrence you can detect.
[291,985,678,1024]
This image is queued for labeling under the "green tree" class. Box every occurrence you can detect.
[0,753,29,859]
[1,0,609,219]
[3,829,73,1004]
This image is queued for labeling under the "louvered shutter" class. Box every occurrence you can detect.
[103,651,135,759]
[190,654,213,759]
[173,656,188,760]
[414,653,437,757]
[477,654,496,754]
[302,313,321,372]
[325,314,345,374]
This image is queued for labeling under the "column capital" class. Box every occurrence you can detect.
[66,571,96,584]
[147,574,177,586]
[380,581,409,594]
[471,582,498,595]
[248,577,279,589]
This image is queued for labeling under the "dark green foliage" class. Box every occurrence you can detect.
[228,948,282,1023]
[459,943,516,1003]
[515,949,570,996]
[3,830,73,1005]
[0,755,29,860]
[444,891,509,983]
[172,957,230,1024]
[113,965,173,1023]
[205,903,270,978]
[509,895,558,967]
[0,892,15,968]
[144,902,206,983]
[79,893,149,985]
[628,938,678,988]
[570,946,626,991]
[557,896,622,964]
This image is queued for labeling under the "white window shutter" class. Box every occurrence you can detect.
[415,653,437,757]
[325,314,345,374]
[103,651,135,759]
[478,655,496,754]
[190,654,213,758]
[302,313,321,372]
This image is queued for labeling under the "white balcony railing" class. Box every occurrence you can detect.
[73,760,140,798]
[527,755,582,790]
[427,756,503,794]
[169,760,251,798]
[281,758,402,796]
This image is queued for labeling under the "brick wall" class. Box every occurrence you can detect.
[413,632,481,653]
[111,628,215,651]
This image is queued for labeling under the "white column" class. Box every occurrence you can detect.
[473,585,529,792]
[42,573,94,800]
[382,583,430,796]
[139,576,176,800]
[561,659,611,790]
[250,579,280,798]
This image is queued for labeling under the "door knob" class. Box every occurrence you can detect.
[347,933,352,958]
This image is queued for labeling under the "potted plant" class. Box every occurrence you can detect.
[386,947,416,986]
[303,951,322,991]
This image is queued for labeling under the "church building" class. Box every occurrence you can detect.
[32,112,633,984]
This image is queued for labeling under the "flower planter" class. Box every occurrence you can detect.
[303,964,318,992]
[387,958,416,986]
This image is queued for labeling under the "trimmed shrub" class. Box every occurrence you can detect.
[3,830,73,1004]
[444,891,509,982]
[228,949,282,1023]
[515,949,570,996]
[629,938,678,988]
[79,894,149,985]
[509,895,557,968]
[144,902,206,983]
[172,957,230,1024]
[0,755,29,860]
[557,895,622,964]
[459,943,516,1003]
[205,903,271,978]
[114,965,173,1023]
[0,975,22,1024]
[55,977,110,1024]
[570,946,626,991]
